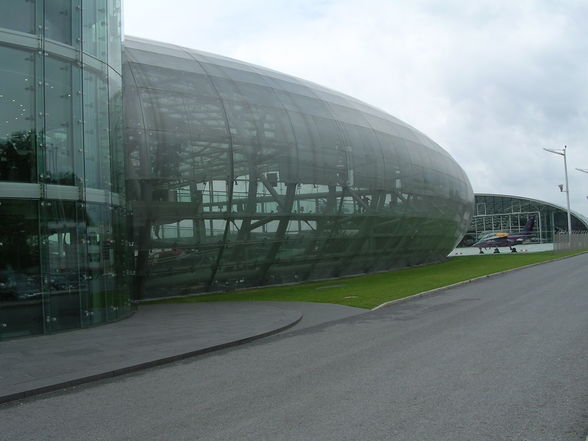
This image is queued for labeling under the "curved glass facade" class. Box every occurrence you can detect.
[123,37,474,299]
[460,193,588,246]
[0,0,131,339]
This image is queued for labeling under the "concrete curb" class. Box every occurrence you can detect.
[372,251,588,311]
[0,312,303,405]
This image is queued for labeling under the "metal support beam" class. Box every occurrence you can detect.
[332,190,385,276]
[259,174,287,212]
[255,183,297,284]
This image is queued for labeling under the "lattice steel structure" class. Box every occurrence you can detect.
[123,37,474,299]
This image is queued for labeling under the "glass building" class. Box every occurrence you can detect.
[123,37,474,299]
[0,3,474,338]
[0,0,131,340]
[459,193,588,246]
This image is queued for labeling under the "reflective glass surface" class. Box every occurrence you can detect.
[44,56,78,185]
[44,0,73,45]
[0,45,35,182]
[0,0,35,35]
[83,0,108,60]
[460,194,588,246]
[0,1,129,339]
[83,67,109,188]
[0,200,43,338]
[107,0,122,71]
[108,70,124,193]
[123,37,475,299]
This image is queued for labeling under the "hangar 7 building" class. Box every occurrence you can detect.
[0,1,474,339]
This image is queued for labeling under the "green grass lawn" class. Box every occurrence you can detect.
[145,249,587,310]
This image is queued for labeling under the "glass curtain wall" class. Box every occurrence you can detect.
[0,0,130,339]
[124,37,474,299]
[459,194,588,246]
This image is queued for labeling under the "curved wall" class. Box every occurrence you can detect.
[0,1,131,339]
[123,37,474,298]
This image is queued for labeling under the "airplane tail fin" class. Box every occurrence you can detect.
[522,216,536,234]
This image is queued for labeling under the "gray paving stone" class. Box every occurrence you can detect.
[0,301,364,403]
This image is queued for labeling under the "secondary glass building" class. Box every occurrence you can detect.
[0,0,131,340]
[459,193,588,246]
[123,37,474,299]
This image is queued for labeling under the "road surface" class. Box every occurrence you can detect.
[1,254,587,440]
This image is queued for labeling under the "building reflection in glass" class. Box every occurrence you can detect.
[0,0,129,340]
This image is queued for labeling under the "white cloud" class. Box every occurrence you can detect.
[123,0,588,217]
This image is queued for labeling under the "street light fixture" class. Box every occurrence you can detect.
[544,145,572,244]
[578,168,588,204]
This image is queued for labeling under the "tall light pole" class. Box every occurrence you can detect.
[578,168,588,205]
[544,145,572,244]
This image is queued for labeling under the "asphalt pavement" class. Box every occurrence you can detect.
[1,253,587,441]
[0,301,364,403]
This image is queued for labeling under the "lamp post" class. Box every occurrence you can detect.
[578,168,588,205]
[544,146,572,245]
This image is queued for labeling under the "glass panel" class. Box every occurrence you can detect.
[126,47,203,73]
[45,0,72,45]
[0,46,36,182]
[108,69,123,193]
[0,199,42,340]
[110,205,131,315]
[44,56,76,185]
[285,111,316,184]
[82,0,108,59]
[107,0,122,71]
[79,203,114,325]
[83,67,110,188]
[141,89,190,132]
[0,0,36,34]
[131,63,216,97]
[40,199,82,332]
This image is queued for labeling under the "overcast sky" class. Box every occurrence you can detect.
[123,0,588,218]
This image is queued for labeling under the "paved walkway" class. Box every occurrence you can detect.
[0,301,364,404]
